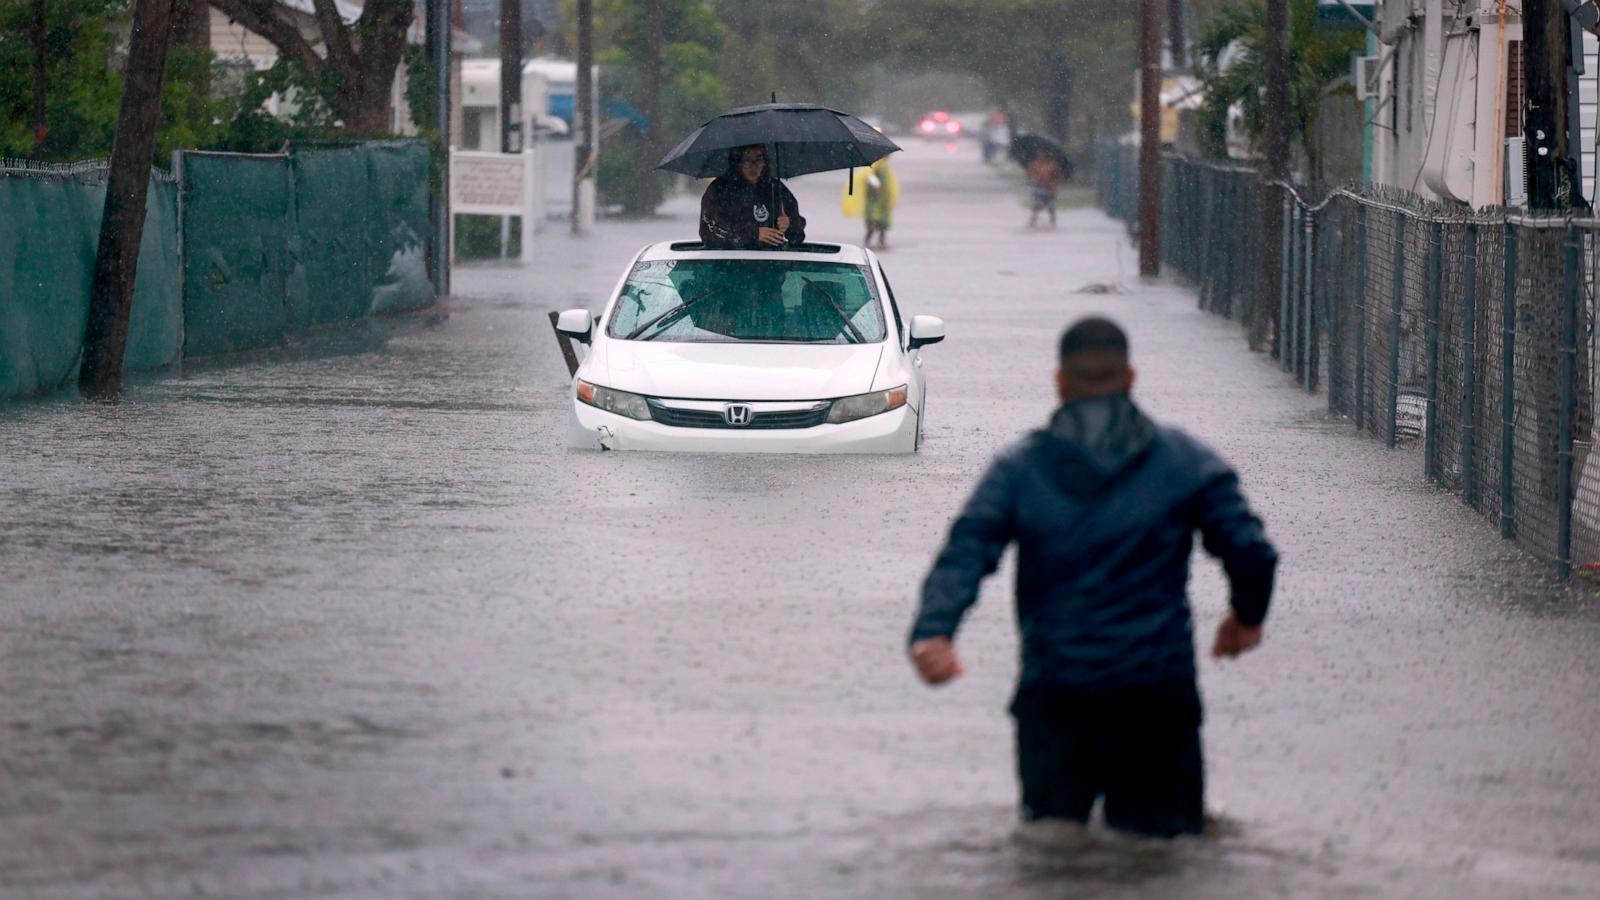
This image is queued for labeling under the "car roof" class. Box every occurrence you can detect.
[637,241,871,266]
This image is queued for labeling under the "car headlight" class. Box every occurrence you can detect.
[827,385,908,424]
[576,380,652,420]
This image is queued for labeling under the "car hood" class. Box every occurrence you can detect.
[595,340,887,400]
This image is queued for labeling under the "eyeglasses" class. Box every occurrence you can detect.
[739,156,766,167]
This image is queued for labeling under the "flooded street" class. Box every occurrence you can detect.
[4,141,1600,898]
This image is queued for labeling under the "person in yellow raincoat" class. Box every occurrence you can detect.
[841,157,899,250]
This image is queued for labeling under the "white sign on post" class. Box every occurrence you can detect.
[449,148,540,264]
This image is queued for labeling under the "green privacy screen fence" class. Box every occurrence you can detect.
[0,164,181,398]
[0,140,433,398]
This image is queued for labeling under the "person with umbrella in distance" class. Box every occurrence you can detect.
[1009,134,1071,230]
[1026,149,1064,230]
[699,144,806,250]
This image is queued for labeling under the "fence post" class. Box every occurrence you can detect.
[1558,224,1579,579]
[1355,206,1369,428]
[1280,195,1292,363]
[1424,221,1442,480]
[1501,223,1517,540]
[1461,223,1479,506]
[1388,217,1406,450]
[1287,202,1300,371]
[1304,204,1316,391]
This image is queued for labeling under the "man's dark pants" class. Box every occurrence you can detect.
[1011,684,1205,838]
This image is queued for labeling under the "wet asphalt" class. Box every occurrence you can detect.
[2,140,1600,899]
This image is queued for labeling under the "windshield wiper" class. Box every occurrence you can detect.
[625,287,724,340]
[802,278,866,344]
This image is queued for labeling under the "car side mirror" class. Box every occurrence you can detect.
[908,315,945,350]
[556,308,594,344]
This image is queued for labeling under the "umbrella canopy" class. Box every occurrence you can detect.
[657,103,900,179]
[1008,133,1072,170]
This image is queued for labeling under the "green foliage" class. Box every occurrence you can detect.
[455,214,523,259]
[568,0,728,214]
[711,0,878,110]
[1194,0,1363,179]
[0,0,124,160]
[0,0,420,162]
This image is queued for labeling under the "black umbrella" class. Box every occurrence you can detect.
[657,102,900,180]
[1009,133,1072,174]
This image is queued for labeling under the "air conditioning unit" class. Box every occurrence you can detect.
[1505,137,1528,207]
[1352,54,1382,100]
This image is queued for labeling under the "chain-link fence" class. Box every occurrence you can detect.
[1100,145,1600,579]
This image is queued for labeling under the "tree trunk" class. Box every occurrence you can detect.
[1045,51,1071,143]
[1256,0,1290,353]
[31,0,46,155]
[81,0,177,400]
[500,0,523,152]
[172,0,211,98]
[634,0,666,215]
[1168,0,1185,69]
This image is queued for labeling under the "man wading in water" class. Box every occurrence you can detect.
[699,145,806,250]
[907,317,1278,837]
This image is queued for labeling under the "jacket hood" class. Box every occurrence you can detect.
[1037,393,1156,495]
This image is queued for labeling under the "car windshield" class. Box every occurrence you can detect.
[608,259,888,344]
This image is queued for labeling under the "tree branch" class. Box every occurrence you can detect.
[208,0,326,74]
[310,0,358,76]
[357,0,413,97]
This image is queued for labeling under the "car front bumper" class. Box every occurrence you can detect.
[567,402,919,453]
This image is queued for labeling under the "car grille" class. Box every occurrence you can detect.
[647,401,831,430]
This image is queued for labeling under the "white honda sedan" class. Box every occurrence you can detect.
[557,240,945,453]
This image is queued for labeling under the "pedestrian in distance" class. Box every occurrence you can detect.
[699,144,806,250]
[1026,150,1063,229]
[982,109,1011,164]
[907,316,1278,838]
[862,157,898,250]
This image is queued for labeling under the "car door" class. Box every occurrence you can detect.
[872,257,926,414]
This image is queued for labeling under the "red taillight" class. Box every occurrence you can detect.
[945,121,960,134]
[919,120,936,133]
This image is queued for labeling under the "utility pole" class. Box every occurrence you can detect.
[426,0,452,294]
[1137,0,1161,276]
[1257,0,1290,352]
[31,0,46,154]
[1525,0,1582,208]
[572,0,594,233]
[500,0,522,153]
[637,0,666,213]
[80,0,177,399]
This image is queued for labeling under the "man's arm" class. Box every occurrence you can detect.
[909,454,1019,650]
[1196,468,1278,655]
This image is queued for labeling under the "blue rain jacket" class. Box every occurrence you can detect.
[910,394,1277,692]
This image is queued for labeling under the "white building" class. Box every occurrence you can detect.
[1362,0,1598,207]
[456,57,597,151]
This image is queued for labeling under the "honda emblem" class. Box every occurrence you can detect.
[723,404,753,426]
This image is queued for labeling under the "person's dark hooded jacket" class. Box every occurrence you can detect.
[699,173,806,249]
[909,393,1277,693]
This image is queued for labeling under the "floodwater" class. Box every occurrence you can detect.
[3,141,1600,899]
